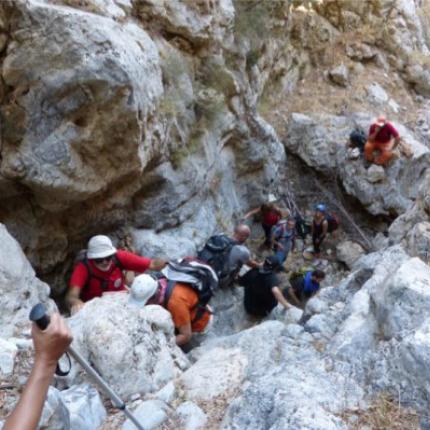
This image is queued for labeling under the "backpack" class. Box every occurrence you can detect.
[289,266,314,283]
[349,128,366,152]
[326,212,340,233]
[161,259,218,322]
[74,249,124,291]
[197,235,236,279]
[294,215,311,240]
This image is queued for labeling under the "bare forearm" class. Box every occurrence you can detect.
[272,288,290,310]
[288,289,302,307]
[4,360,56,430]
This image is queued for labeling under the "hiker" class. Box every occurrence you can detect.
[67,235,166,314]
[198,224,261,288]
[243,198,283,246]
[364,115,400,166]
[3,313,72,430]
[238,255,292,317]
[272,216,296,265]
[286,269,326,309]
[129,272,212,347]
[311,204,339,258]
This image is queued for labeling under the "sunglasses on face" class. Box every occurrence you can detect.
[93,256,113,264]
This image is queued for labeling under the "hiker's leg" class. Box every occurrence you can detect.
[275,248,287,265]
[312,233,321,254]
[374,142,394,165]
[364,140,376,162]
[262,223,272,245]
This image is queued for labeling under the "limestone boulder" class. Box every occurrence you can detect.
[0,223,52,338]
[336,240,366,269]
[0,1,163,213]
[67,295,189,399]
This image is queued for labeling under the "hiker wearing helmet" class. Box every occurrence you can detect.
[67,235,166,314]
[244,196,283,246]
[238,256,292,317]
[364,115,400,166]
[311,205,340,258]
[286,269,326,309]
[271,215,296,266]
[129,274,212,346]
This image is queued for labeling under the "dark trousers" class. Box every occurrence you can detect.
[262,223,273,245]
[312,233,325,254]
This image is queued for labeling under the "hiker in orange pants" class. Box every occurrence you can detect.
[364,116,400,166]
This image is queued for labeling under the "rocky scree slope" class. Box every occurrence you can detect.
[1,0,430,429]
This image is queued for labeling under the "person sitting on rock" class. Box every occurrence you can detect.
[128,274,212,347]
[311,204,339,258]
[286,269,326,309]
[272,215,296,266]
[364,115,400,166]
[238,255,292,317]
[243,197,283,247]
[67,235,166,314]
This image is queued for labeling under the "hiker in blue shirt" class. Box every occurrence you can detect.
[286,269,326,309]
[272,217,296,266]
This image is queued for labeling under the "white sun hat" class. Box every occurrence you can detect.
[128,274,159,308]
[87,235,117,259]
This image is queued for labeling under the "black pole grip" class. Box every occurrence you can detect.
[29,303,51,330]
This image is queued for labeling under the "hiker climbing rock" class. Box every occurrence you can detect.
[311,204,339,258]
[364,115,400,166]
[129,269,214,347]
[67,235,166,314]
[238,255,292,317]
[197,224,261,288]
[285,269,326,309]
[243,195,283,246]
[272,215,296,266]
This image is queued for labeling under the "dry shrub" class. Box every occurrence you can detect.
[341,393,420,430]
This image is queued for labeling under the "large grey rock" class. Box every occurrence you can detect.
[0,339,18,377]
[61,384,106,430]
[336,241,365,269]
[373,257,430,339]
[329,64,349,87]
[122,400,169,430]
[67,295,189,399]
[0,224,52,338]
[176,401,207,430]
[39,387,70,430]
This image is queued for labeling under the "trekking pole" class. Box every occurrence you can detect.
[29,304,145,430]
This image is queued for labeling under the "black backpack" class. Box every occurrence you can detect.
[74,250,123,291]
[326,212,340,233]
[162,259,218,322]
[349,128,367,153]
[294,215,311,240]
[197,235,236,279]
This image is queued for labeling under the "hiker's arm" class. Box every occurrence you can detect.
[272,287,291,310]
[287,287,302,307]
[176,323,192,346]
[149,258,167,271]
[368,125,381,142]
[67,287,84,314]
[247,258,262,268]
[3,314,72,430]
[322,220,328,237]
[243,207,260,219]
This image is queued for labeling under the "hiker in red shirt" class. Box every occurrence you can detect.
[244,196,285,246]
[364,115,400,166]
[67,235,166,314]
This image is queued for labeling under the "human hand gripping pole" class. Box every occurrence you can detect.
[29,304,145,430]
